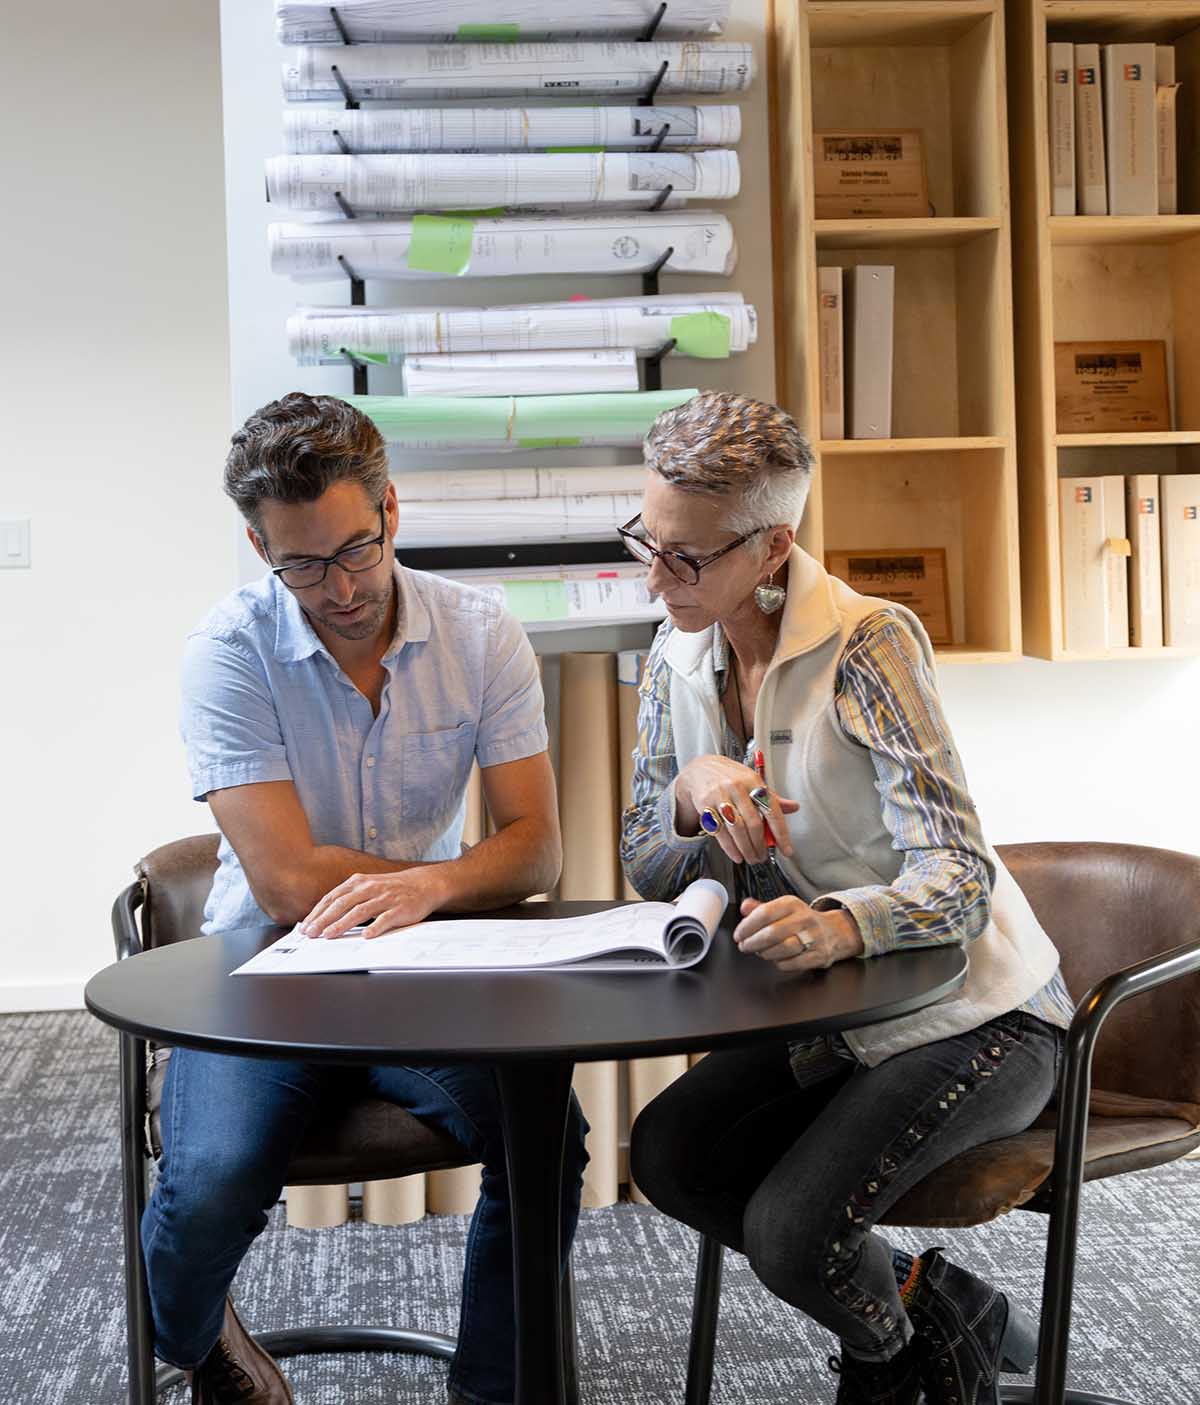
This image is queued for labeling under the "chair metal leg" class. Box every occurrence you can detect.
[685,1234,724,1405]
[119,1033,156,1405]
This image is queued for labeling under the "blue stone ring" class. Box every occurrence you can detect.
[700,807,722,834]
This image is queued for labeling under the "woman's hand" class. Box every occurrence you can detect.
[733,896,864,971]
[300,867,447,939]
[676,755,799,866]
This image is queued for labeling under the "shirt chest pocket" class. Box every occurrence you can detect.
[400,721,477,825]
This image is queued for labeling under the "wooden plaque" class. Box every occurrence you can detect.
[812,130,930,219]
[1054,340,1171,432]
[825,547,952,645]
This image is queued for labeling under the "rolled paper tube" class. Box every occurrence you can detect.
[718,802,739,826]
[700,808,722,834]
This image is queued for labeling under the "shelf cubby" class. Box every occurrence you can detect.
[771,0,1020,658]
[1006,0,1200,657]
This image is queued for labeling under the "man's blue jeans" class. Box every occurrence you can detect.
[142,1047,590,1405]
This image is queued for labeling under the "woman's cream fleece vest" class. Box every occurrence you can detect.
[664,545,1061,1066]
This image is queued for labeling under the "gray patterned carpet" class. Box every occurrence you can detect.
[2,1011,1197,1405]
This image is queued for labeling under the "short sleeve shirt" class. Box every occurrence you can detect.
[181,565,548,933]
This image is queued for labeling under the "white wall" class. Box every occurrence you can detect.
[3,0,1197,1011]
[2,0,233,1009]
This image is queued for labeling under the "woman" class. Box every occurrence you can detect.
[621,391,1073,1405]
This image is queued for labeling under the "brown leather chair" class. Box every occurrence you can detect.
[681,842,1200,1405]
[111,834,579,1404]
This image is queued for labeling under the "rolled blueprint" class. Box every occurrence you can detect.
[282,42,756,101]
[392,492,646,544]
[288,293,756,363]
[268,210,738,281]
[264,150,740,214]
[401,348,639,398]
[275,0,731,44]
[346,389,696,449]
[391,464,648,500]
[283,105,742,154]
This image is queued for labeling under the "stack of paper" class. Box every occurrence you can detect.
[288,293,754,362]
[283,105,742,154]
[282,42,755,102]
[392,464,647,500]
[269,210,737,281]
[401,348,639,397]
[393,491,645,543]
[449,564,665,630]
[275,0,731,44]
[348,388,696,449]
[265,150,740,215]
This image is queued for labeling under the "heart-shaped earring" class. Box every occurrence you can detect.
[754,574,786,613]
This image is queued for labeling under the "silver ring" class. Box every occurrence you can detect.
[795,933,815,952]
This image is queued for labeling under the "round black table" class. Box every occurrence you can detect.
[86,901,967,1404]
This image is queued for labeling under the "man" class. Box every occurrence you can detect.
[144,391,588,1405]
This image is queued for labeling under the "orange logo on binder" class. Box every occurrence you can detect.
[1139,498,1155,514]
[1075,487,1093,503]
[1077,66,1096,84]
[1185,506,1198,520]
[1054,68,1069,83]
[1124,64,1142,80]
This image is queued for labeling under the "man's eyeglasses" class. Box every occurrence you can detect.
[268,506,388,589]
[617,514,765,586]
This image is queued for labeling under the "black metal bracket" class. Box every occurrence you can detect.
[641,243,674,295]
[329,6,352,44]
[332,128,351,155]
[641,337,676,394]
[330,63,359,109]
[647,182,674,211]
[336,257,368,392]
[638,59,669,106]
[640,2,668,41]
[649,122,671,152]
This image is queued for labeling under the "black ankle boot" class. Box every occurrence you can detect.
[827,1338,922,1405]
[907,1247,1039,1405]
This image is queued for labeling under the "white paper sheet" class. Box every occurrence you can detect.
[233,879,727,973]
[391,464,646,500]
[269,209,737,281]
[283,105,741,154]
[265,150,740,214]
[275,0,731,44]
[288,293,755,362]
[401,347,638,397]
[282,42,756,102]
[393,491,643,542]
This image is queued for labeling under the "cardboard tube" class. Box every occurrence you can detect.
[573,1061,620,1207]
[285,1183,349,1229]
[558,653,621,900]
[616,649,647,900]
[363,1174,426,1225]
[427,1163,483,1215]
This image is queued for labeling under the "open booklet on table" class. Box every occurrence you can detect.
[232,879,728,975]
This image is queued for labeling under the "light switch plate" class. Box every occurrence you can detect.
[0,518,31,568]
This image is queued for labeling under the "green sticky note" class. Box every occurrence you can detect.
[457,23,520,40]
[669,312,732,359]
[504,580,569,623]
[547,146,603,153]
[517,437,583,449]
[407,214,475,275]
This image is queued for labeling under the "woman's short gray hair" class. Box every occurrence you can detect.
[642,390,814,540]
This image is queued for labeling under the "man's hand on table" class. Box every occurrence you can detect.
[300,866,450,939]
[733,897,864,971]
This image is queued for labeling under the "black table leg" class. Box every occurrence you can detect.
[494,1057,576,1405]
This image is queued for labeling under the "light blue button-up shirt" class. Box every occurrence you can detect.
[181,564,548,933]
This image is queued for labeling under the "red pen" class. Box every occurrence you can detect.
[753,749,778,857]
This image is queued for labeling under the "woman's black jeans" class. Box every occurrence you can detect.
[631,1010,1062,1362]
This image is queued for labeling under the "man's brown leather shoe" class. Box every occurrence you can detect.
[187,1296,294,1404]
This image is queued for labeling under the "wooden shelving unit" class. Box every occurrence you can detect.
[1006,0,1200,659]
[769,0,1023,661]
